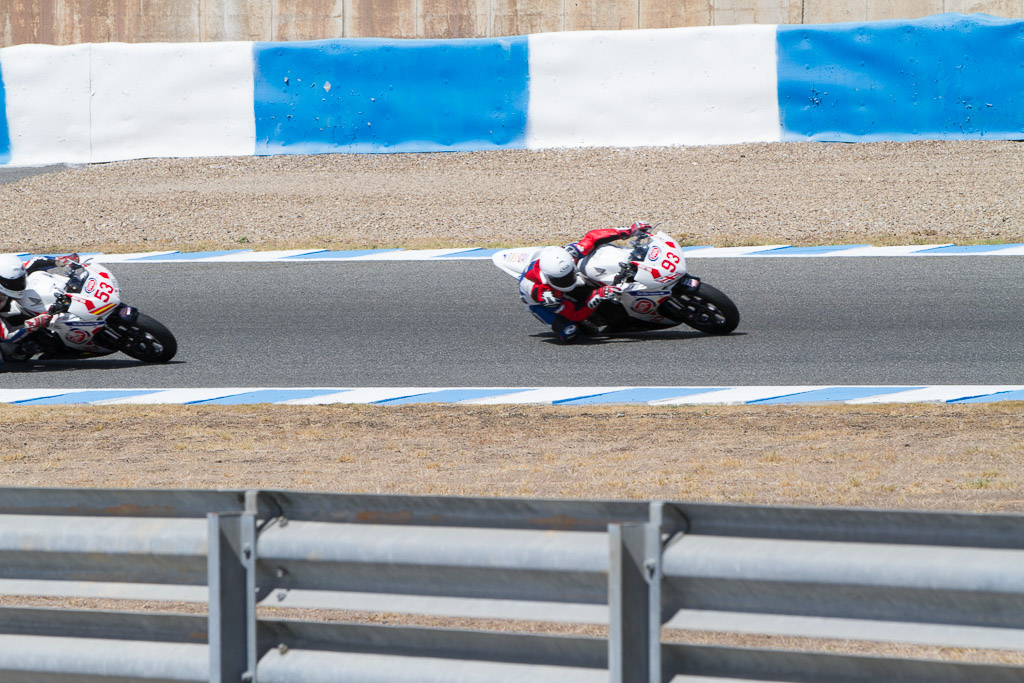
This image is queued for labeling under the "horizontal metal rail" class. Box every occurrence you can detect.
[12,487,1024,548]
[0,488,245,519]
[257,521,609,603]
[0,515,207,584]
[0,635,207,683]
[254,650,608,683]
[661,535,1024,632]
[0,607,207,643]
[1,488,649,531]
[664,608,1024,651]
[662,643,1024,683]
[257,619,608,669]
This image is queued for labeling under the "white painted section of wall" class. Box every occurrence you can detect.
[1,42,255,166]
[526,25,782,150]
[88,42,256,163]
[1,44,92,166]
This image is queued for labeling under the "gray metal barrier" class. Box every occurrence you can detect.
[0,487,1022,682]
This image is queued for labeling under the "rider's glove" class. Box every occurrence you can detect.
[56,253,80,267]
[587,285,621,309]
[538,290,559,307]
[23,314,52,332]
[623,222,652,238]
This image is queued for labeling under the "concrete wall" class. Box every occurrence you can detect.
[4,14,1023,166]
[3,0,1023,45]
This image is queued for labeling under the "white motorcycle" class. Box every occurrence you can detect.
[493,227,740,337]
[1,259,177,364]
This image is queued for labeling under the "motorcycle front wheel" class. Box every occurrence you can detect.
[120,313,177,363]
[671,283,740,335]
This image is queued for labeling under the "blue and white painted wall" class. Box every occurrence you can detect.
[1,13,1022,166]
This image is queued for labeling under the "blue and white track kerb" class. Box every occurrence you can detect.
[3,386,1023,406]
[16,243,1024,263]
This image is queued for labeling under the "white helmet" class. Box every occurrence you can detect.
[539,247,580,291]
[0,254,27,299]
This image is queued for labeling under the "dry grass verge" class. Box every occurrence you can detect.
[2,402,1022,509]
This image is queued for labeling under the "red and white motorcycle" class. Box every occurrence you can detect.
[493,227,740,337]
[1,258,177,364]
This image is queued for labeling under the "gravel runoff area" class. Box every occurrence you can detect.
[1,140,1023,254]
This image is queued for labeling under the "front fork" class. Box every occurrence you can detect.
[658,274,701,322]
[93,304,140,350]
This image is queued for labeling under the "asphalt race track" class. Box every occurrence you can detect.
[0,166,64,185]
[1,257,1022,388]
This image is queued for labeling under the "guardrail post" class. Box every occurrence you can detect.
[645,502,686,683]
[209,511,258,683]
[609,504,686,683]
[608,522,651,683]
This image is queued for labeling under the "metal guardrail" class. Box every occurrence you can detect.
[0,487,1023,682]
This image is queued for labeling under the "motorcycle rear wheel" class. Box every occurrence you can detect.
[121,313,177,363]
[672,283,740,335]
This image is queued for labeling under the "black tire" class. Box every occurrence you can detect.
[672,282,740,335]
[121,313,177,363]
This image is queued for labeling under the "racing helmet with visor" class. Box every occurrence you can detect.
[0,254,27,303]
[538,247,580,292]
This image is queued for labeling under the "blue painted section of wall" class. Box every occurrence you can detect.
[0,57,10,164]
[777,13,1024,142]
[252,37,529,154]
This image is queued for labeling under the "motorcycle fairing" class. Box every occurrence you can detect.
[619,289,671,324]
[20,262,124,353]
[492,247,543,278]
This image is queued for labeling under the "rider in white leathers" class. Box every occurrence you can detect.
[0,253,78,365]
[518,222,649,343]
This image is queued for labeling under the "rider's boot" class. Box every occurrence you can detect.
[552,317,581,344]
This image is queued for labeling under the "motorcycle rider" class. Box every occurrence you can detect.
[0,253,79,361]
[519,222,652,343]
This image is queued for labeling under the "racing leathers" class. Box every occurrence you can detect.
[0,302,50,345]
[519,225,644,343]
[0,255,77,363]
